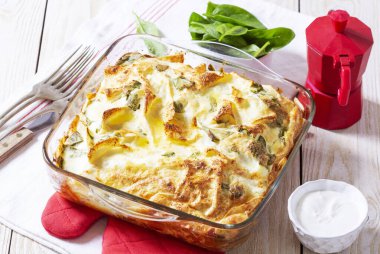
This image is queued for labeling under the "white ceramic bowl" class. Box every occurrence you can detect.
[287,179,368,254]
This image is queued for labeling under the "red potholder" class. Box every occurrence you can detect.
[103,217,222,254]
[41,192,223,254]
[41,193,103,239]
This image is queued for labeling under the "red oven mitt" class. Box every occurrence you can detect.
[41,193,223,254]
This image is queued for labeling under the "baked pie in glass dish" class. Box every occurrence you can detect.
[43,34,314,251]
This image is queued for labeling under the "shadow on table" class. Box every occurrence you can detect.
[328,98,380,137]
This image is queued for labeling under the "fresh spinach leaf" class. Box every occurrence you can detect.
[216,23,248,41]
[202,33,218,41]
[204,2,266,29]
[219,35,248,48]
[253,41,271,58]
[189,24,207,35]
[205,1,218,14]
[190,21,221,40]
[244,27,295,52]
[189,12,211,39]
[241,41,271,57]
[135,14,167,56]
[135,14,161,36]
[241,44,260,55]
[187,2,295,58]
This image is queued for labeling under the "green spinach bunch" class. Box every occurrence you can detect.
[189,2,295,58]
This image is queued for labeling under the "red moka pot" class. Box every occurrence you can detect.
[305,10,373,129]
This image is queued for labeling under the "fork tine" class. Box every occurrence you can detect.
[57,48,95,92]
[57,52,96,102]
[62,51,95,95]
[50,46,91,88]
[55,49,95,93]
[43,45,83,83]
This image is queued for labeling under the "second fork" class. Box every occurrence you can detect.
[0,45,96,129]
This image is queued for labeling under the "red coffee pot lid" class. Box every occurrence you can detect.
[306,10,373,60]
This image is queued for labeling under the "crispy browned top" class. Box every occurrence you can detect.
[55,52,304,224]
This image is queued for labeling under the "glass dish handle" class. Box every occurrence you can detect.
[89,185,179,222]
[167,39,283,78]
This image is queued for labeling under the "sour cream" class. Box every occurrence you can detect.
[296,190,364,237]
[288,180,368,253]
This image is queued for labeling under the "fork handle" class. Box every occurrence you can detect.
[0,91,38,129]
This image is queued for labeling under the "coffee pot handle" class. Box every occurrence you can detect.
[337,56,351,106]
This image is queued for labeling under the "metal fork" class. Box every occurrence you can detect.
[0,46,96,140]
[0,45,96,129]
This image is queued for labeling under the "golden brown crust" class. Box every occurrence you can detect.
[195,63,207,74]
[55,52,305,228]
[102,107,133,130]
[200,72,224,87]
[88,137,131,164]
[214,100,236,124]
[104,65,123,75]
[144,87,156,113]
[164,122,186,141]
[158,53,184,63]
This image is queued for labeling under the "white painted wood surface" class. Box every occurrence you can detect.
[0,224,11,254]
[0,0,379,253]
[0,0,46,99]
[9,232,56,254]
[300,1,380,254]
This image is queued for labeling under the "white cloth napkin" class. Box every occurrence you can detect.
[0,1,313,253]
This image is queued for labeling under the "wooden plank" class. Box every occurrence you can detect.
[0,224,11,254]
[300,0,380,253]
[9,232,57,254]
[38,0,106,67]
[0,0,47,102]
[266,0,299,10]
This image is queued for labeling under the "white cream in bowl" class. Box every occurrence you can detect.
[288,179,368,254]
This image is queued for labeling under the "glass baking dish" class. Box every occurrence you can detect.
[43,34,315,251]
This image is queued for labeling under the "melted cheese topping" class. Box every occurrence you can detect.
[56,52,304,224]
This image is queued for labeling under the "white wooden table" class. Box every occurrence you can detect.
[0,0,379,253]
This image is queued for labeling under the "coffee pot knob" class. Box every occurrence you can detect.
[328,10,349,33]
